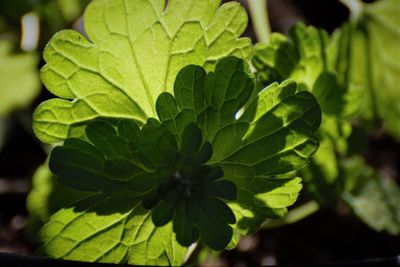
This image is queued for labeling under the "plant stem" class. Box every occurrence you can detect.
[261,200,320,229]
[247,0,271,43]
[339,0,363,20]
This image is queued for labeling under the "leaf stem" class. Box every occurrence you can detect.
[247,0,271,43]
[261,201,320,229]
[339,0,364,20]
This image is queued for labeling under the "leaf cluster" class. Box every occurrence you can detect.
[28,0,327,265]
[252,0,400,235]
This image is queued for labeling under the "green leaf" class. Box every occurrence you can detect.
[156,58,321,236]
[49,120,157,193]
[180,123,203,157]
[252,23,360,118]
[252,23,329,90]
[333,0,400,139]
[0,40,40,117]
[44,57,321,257]
[218,80,321,177]
[190,196,234,251]
[48,118,238,252]
[39,194,188,265]
[157,56,255,159]
[221,81,320,235]
[26,162,92,240]
[55,0,91,22]
[49,145,111,192]
[301,115,352,206]
[229,177,303,235]
[207,180,237,201]
[251,21,362,211]
[135,124,178,169]
[342,157,400,235]
[173,204,198,247]
[117,119,140,141]
[33,0,252,144]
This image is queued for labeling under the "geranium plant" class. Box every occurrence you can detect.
[31,0,322,265]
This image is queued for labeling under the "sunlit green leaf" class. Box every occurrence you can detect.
[156,58,321,236]
[43,56,321,260]
[33,0,252,144]
[26,162,92,240]
[39,194,188,265]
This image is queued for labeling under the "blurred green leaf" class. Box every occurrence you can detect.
[333,0,400,139]
[342,157,400,235]
[0,0,34,20]
[253,23,328,90]
[0,40,40,117]
[56,0,91,22]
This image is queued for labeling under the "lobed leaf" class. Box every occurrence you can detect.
[33,0,252,144]
[43,56,322,260]
[39,194,188,265]
[252,22,360,118]
[156,58,321,237]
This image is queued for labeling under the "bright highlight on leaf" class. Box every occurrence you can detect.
[33,0,252,144]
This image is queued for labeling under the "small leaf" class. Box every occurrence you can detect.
[180,123,202,157]
[39,194,188,265]
[63,138,104,159]
[103,158,145,181]
[135,126,178,169]
[117,119,140,141]
[207,180,237,201]
[193,142,213,165]
[152,191,180,227]
[142,188,160,210]
[191,197,234,251]
[49,146,109,192]
[173,204,198,247]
